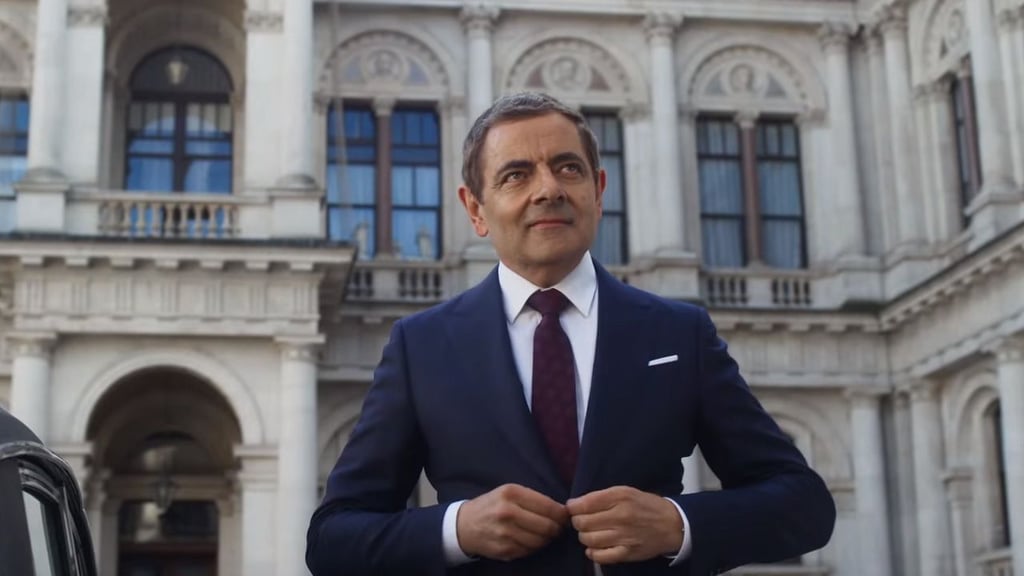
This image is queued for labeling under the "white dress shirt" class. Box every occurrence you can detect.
[441,253,692,567]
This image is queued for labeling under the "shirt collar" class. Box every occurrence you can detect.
[498,252,597,323]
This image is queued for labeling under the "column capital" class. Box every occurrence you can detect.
[918,78,953,101]
[818,22,854,51]
[6,332,57,359]
[644,12,683,42]
[460,4,500,35]
[313,91,333,115]
[795,108,827,127]
[67,5,107,28]
[844,386,890,404]
[734,109,759,129]
[907,378,942,402]
[619,102,650,122]
[873,4,908,37]
[373,97,397,117]
[985,335,1024,362]
[440,95,467,116]
[244,10,284,33]
[275,335,324,362]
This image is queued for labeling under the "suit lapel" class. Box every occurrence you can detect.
[446,269,564,494]
[572,266,654,495]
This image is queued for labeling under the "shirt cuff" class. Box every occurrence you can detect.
[442,500,476,566]
[663,497,693,565]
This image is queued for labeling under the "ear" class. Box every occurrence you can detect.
[595,168,606,217]
[458,185,490,237]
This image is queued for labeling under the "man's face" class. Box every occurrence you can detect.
[459,112,605,285]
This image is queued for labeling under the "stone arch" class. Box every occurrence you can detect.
[680,36,826,116]
[107,5,245,93]
[761,397,851,480]
[0,18,31,88]
[71,349,264,446]
[948,369,999,460]
[919,0,968,84]
[318,28,452,101]
[502,33,648,106]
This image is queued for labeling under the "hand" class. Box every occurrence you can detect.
[456,484,570,561]
[566,486,684,565]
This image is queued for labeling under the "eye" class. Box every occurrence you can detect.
[559,162,584,176]
[501,171,525,184]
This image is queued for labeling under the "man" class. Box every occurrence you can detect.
[307,92,835,576]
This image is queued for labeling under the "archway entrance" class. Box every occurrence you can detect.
[86,367,242,576]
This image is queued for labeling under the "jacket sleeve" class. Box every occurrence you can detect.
[306,319,448,576]
[669,308,836,575]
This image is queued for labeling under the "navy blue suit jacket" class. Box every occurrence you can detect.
[307,263,835,576]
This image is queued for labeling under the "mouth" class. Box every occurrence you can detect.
[528,218,573,229]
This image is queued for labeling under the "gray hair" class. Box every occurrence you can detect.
[461,92,600,200]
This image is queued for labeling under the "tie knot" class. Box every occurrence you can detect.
[527,289,571,317]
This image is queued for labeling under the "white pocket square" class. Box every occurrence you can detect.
[648,354,679,367]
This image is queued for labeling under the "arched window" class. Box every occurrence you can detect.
[124,47,233,194]
[0,93,28,231]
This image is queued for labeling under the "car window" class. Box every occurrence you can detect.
[23,488,64,576]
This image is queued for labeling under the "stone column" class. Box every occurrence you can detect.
[15,0,70,232]
[645,12,686,256]
[997,8,1024,187]
[848,390,893,576]
[278,0,314,189]
[620,104,655,258]
[441,97,474,263]
[819,23,866,259]
[643,12,684,254]
[736,110,761,265]
[867,30,899,253]
[243,10,284,190]
[943,468,973,576]
[373,97,395,257]
[877,6,924,248]
[909,381,954,576]
[237,445,276,576]
[919,80,962,240]
[461,5,499,122]
[63,6,106,186]
[964,0,1015,197]
[994,337,1024,573]
[7,333,56,442]
[275,337,322,576]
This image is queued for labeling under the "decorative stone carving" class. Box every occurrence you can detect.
[320,31,449,97]
[922,0,970,81]
[67,6,107,28]
[818,22,853,52]
[5,332,57,360]
[875,3,908,36]
[277,337,323,363]
[460,4,500,35]
[506,38,631,102]
[244,10,283,33]
[618,102,649,122]
[0,19,32,83]
[688,45,812,115]
[643,12,683,41]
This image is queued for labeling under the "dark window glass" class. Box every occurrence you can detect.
[391,108,441,260]
[584,112,627,265]
[326,104,377,254]
[697,117,745,268]
[0,94,28,231]
[756,119,806,269]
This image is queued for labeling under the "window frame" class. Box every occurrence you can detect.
[390,106,443,260]
[754,117,808,270]
[583,110,629,266]
[697,115,749,268]
[325,102,379,249]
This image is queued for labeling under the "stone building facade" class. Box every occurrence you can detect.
[0,0,1022,575]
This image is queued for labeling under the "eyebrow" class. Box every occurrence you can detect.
[493,152,588,180]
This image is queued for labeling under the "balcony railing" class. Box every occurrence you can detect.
[95,193,243,239]
[978,548,1014,576]
[702,268,816,308]
[347,260,448,303]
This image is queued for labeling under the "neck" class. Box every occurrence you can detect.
[503,254,585,288]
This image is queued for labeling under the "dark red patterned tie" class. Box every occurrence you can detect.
[528,289,579,489]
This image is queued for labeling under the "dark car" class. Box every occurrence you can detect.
[0,407,97,576]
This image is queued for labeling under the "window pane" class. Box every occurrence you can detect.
[328,206,376,255]
[341,165,376,205]
[414,166,440,206]
[393,208,438,259]
[699,160,744,215]
[0,154,27,196]
[758,161,802,216]
[702,219,744,268]
[128,138,174,155]
[762,219,803,269]
[592,214,623,265]
[183,160,232,193]
[0,198,15,232]
[392,166,414,206]
[126,157,174,191]
[23,491,61,576]
[185,140,232,156]
[602,157,624,212]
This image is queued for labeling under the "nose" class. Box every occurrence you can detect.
[531,165,566,204]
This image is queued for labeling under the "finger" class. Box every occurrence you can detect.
[571,510,618,533]
[513,487,570,522]
[512,506,565,540]
[502,523,550,553]
[587,544,631,565]
[577,529,619,550]
[566,487,625,515]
